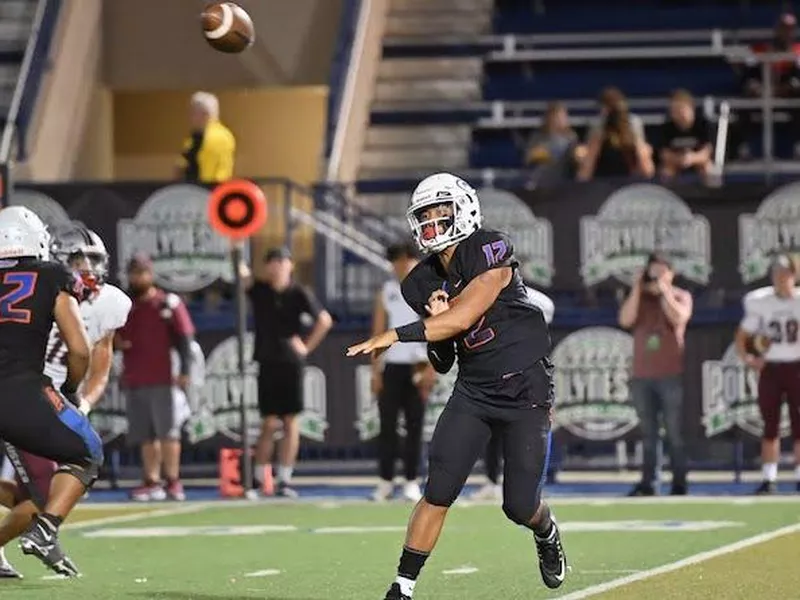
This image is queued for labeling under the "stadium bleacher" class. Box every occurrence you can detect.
[360,0,794,201]
[0,0,36,129]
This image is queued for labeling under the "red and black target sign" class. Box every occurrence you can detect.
[207,179,267,240]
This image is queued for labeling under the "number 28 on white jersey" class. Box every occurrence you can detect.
[740,286,800,363]
[43,283,132,388]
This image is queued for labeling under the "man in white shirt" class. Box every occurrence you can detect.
[371,242,435,502]
[735,253,800,494]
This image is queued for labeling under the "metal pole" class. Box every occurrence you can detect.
[231,241,252,495]
[761,60,774,183]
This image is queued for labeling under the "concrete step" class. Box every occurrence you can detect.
[361,146,468,171]
[374,78,480,103]
[385,12,492,37]
[365,125,472,148]
[378,57,483,81]
[0,0,35,21]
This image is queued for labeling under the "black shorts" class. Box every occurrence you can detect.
[424,360,553,523]
[0,374,104,473]
[257,361,304,417]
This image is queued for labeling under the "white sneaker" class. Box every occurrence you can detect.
[371,480,394,502]
[470,482,502,501]
[130,483,167,502]
[402,481,423,503]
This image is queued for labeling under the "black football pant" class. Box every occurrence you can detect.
[0,374,103,482]
[425,360,553,525]
[378,363,424,482]
[485,434,502,484]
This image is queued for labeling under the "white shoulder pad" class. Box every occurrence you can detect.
[97,284,133,332]
[743,286,774,308]
[526,287,555,324]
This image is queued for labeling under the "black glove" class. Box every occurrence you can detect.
[60,381,80,408]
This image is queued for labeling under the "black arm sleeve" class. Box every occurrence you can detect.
[175,334,193,376]
[427,340,455,374]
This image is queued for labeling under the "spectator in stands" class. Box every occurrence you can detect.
[659,89,714,183]
[117,254,196,502]
[370,242,433,503]
[523,101,579,186]
[176,91,236,183]
[240,248,333,498]
[735,12,800,158]
[618,253,692,497]
[577,87,654,181]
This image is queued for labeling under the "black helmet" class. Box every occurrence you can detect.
[50,222,108,292]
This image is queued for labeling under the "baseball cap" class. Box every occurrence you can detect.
[771,252,796,273]
[264,247,292,262]
[646,251,672,269]
[127,252,153,272]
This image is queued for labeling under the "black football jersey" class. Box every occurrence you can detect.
[402,228,551,386]
[0,257,82,378]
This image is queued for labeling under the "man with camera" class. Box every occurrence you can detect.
[618,252,693,496]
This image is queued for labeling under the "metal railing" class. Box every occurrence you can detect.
[384,27,772,48]
[0,0,61,206]
[324,0,362,167]
[326,0,369,181]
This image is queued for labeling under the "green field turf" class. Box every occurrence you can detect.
[1,497,798,599]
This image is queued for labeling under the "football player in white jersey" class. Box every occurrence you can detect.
[736,253,800,495]
[0,224,131,578]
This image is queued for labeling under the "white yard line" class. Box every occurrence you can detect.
[243,569,282,578]
[555,522,800,599]
[64,503,211,531]
[442,566,479,575]
[66,495,800,513]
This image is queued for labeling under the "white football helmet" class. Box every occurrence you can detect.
[0,206,50,260]
[407,173,482,254]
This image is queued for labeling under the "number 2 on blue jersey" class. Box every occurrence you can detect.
[0,272,38,323]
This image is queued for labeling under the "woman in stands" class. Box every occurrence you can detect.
[523,101,580,186]
[577,87,655,181]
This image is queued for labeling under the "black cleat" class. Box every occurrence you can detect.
[535,520,568,589]
[275,482,299,499]
[384,582,411,599]
[18,516,80,577]
[754,481,777,495]
[627,483,656,497]
[670,483,688,496]
[0,560,21,579]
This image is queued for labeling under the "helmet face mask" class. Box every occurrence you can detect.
[51,225,108,294]
[407,173,482,254]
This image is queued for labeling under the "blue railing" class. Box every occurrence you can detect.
[324,0,362,163]
[0,0,62,167]
[15,0,61,160]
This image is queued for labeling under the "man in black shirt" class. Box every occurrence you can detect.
[241,247,332,498]
[346,173,567,600]
[0,206,101,578]
[659,89,714,183]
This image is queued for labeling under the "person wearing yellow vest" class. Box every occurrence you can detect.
[176,91,236,184]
